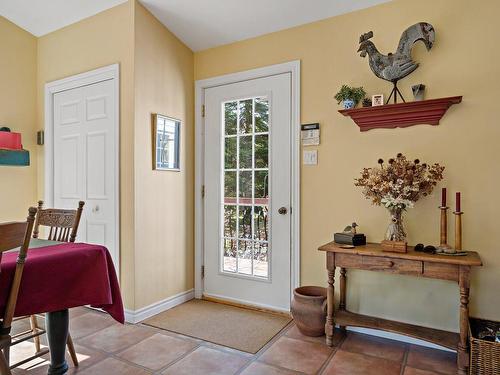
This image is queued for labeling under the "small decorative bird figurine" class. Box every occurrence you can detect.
[357,22,435,104]
[343,222,358,235]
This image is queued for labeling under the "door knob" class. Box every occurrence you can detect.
[278,207,288,215]
[93,205,100,213]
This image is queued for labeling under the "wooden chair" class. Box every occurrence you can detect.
[33,200,84,243]
[0,207,37,375]
[26,200,85,368]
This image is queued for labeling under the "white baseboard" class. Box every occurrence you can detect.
[124,289,194,324]
[345,326,456,353]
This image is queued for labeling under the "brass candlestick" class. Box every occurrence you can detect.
[454,211,463,251]
[439,205,451,248]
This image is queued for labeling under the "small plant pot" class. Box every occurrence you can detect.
[343,99,355,109]
[291,286,327,337]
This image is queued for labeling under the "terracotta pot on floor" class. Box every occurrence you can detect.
[291,286,327,336]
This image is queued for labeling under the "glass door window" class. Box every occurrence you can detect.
[222,97,270,279]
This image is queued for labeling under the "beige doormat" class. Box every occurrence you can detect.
[143,299,292,353]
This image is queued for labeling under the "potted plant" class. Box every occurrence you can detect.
[334,85,366,109]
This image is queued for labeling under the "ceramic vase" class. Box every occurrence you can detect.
[385,207,407,242]
[343,99,355,109]
[411,84,426,101]
[291,286,327,336]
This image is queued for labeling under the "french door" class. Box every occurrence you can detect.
[204,73,292,311]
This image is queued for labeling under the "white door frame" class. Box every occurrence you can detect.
[44,63,120,278]
[194,60,301,306]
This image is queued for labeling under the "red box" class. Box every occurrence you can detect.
[0,132,22,150]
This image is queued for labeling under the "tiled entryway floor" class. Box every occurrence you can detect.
[11,307,457,375]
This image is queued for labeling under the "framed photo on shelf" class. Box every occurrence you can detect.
[372,94,384,106]
[152,113,180,171]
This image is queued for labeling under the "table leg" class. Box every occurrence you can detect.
[325,252,335,347]
[45,309,69,375]
[457,266,470,375]
[339,267,347,331]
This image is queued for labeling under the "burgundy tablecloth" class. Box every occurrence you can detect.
[0,243,124,323]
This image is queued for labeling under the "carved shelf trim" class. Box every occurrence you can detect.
[339,96,462,131]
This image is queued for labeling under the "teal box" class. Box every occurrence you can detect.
[0,149,30,166]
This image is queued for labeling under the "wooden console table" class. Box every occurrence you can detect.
[318,242,482,375]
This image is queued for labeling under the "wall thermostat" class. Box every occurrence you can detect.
[301,123,320,146]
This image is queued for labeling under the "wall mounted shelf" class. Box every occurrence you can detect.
[0,149,30,166]
[339,96,462,131]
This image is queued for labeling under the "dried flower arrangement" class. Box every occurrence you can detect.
[354,153,444,241]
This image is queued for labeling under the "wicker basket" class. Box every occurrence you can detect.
[469,318,500,375]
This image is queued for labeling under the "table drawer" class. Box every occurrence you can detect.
[423,262,459,281]
[335,253,423,276]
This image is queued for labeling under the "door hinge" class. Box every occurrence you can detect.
[201,185,205,198]
[201,104,205,118]
[201,265,205,279]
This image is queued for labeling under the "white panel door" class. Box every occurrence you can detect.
[53,79,117,267]
[204,73,291,311]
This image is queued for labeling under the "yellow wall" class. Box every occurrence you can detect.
[34,1,195,311]
[36,1,137,308]
[4,0,498,325]
[0,17,37,221]
[195,0,500,329]
[133,3,194,308]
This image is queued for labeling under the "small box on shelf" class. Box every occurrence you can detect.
[381,240,407,253]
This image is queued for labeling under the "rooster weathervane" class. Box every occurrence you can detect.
[357,22,435,104]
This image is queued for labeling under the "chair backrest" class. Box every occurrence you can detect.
[32,201,84,243]
[0,207,37,332]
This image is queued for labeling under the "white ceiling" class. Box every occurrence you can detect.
[0,0,128,37]
[0,0,390,51]
[140,0,391,51]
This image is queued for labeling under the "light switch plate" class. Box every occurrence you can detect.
[303,150,318,165]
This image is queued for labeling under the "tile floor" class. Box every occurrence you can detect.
[10,307,457,375]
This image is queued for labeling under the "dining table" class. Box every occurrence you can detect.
[0,238,124,374]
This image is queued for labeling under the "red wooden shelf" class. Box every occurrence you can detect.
[339,96,462,131]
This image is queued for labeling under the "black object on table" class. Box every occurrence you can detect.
[333,232,366,246]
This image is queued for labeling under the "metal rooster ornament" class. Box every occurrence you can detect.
[357,22,435,104]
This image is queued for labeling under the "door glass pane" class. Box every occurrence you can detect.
[254,171,269,201]
[255,135,268,168]
[223,205,237,238]
[238,206,252,239]
[239,99,253,134]
[239,136,252,169]
[253,206,269,241]
[239,171,252,202]
[224,102,237,135]
[253,242,268,278]
[224,172,237,203]
[225,137,237,169]
[254,98,269,133]
[223,238,237,272]
[222,97,270,279]
[238,240,252,275]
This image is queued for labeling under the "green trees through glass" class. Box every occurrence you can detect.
[222,97,270,277]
